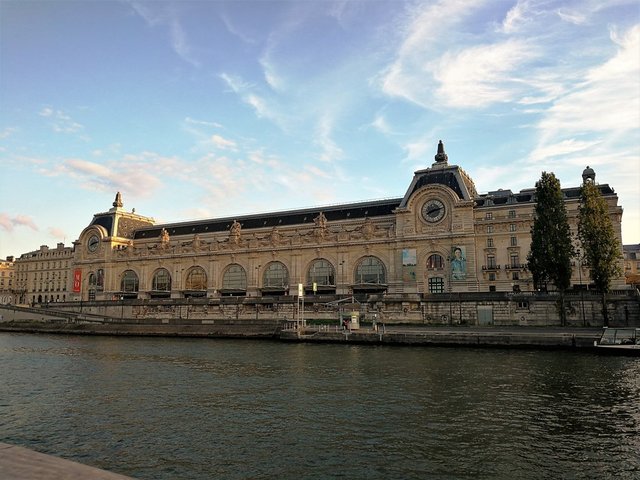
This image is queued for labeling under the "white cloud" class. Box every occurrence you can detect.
[537,25,640,138]
[211,134,237,150]
[528,139,602,162]
[434,40,540,107]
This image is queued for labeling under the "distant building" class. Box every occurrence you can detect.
[623,244,640,288]
[14,243,74,305]
[0,256,15,304]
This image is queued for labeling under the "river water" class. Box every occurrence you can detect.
[1,333,638,480]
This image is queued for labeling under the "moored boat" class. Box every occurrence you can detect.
[593,327,640,355]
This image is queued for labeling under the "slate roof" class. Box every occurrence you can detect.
[134,198,402,240]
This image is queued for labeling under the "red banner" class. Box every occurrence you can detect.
[73,269,82,293]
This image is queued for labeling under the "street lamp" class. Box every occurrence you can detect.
[576,248,587,327]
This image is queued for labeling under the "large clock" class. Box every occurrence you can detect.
[422,199,446,223]
[87,235,100,252]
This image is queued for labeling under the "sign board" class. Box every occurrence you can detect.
[298,283,304,297]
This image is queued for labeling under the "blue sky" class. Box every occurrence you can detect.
[1,0,639,260]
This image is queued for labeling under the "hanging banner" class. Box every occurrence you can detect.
[73,269,82,293]
[402,248,417,282]
[451,246,467,280]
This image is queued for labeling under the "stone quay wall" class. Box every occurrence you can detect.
[1,290,638,331]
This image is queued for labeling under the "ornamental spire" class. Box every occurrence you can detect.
[113,191,123,208]
[434,140,448,164]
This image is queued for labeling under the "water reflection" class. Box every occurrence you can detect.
[1,333,638,479]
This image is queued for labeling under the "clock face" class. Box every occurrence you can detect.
[422,199,446,223]
[88,235,100,252]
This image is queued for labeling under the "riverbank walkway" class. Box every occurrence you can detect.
[0,443,135,480]
[281,323,606,349]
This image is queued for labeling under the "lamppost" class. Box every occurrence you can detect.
[255,265,261,321]
[576,248,587,327]
[447,254,452,325]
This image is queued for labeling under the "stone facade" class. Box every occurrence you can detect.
[0,257,14,304]
[623,244,640,287]
[13,244,74,305]
[11,142,630,324]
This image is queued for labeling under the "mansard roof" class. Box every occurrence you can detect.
[133,198,402,240]
[474,184,616,207]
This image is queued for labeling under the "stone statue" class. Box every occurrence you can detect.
[230,220,241,243]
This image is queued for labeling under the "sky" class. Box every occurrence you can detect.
[1,0,639,260]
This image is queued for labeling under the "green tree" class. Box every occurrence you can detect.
[577,180,623,325]
[527,172,574,324]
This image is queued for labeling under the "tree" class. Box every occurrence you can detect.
[527,172,574,324]
[577,180,623,325]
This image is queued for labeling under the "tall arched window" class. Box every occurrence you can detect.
[222,264,247,292]
[427,254,444,270]
[185,266,207,291]
[355,256,386,285]
[307,259,335,286]
[120,270,139,293]
[152,268,171,291]
[263,262,289,289]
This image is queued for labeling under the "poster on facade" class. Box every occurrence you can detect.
[73,269,82,292]
[451,246,466,280]
[402,248,417,282]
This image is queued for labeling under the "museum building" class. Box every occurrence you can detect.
[12,141,626,307]
[47,141,622,305]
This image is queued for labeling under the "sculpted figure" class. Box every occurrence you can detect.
[230,220,241,243]
[362,217,374,239]
[269,227,281,246]
[314,212,327,230]
[160,228,170,244]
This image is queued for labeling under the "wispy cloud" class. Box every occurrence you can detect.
[43,152,187,198]
[48,227,67,240]
[39,107,84,133]
[0,213,38,232]
[219,72,288,129]
[0,127,17,139]
[129,1,200,67]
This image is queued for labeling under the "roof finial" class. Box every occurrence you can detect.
[113,192,123,208]
[434,140,448,164]
[582,166,595,184]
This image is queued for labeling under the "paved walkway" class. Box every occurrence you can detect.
[0,443,135,480]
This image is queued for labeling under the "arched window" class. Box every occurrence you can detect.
[88,272,97,287]
[121,270,139,293]
[355,256,386,284]
[427,254,444,270]
[307,259,335,286]
[152,268,171,291]
[185,266,207,290]
[222,264,247,291]
[263,262,289,289]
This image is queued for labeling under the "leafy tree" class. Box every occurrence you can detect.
[527,172,574,324]
[577,180,623,324]
[528,172,574,290]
